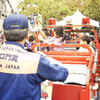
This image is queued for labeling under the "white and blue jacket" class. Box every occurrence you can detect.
[0,41,68,100]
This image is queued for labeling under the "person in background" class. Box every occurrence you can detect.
[38,28,51,51]
[29,35,36,46]
[89,32,96,49]
[78,35,94,53]
[24,35,36,50]
[0,13,70,100]
[44,25,66,51]
[65,32,71,43]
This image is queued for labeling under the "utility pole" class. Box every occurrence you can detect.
[6,0,14,13]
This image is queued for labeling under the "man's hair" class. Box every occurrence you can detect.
[80,35,90,44]
[4,29,28,41]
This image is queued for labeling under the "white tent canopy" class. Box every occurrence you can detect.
[56,20,66,26]
[56,9,99,27]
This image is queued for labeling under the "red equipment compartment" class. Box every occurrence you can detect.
[52,84,85,100]
[52,70,91,100]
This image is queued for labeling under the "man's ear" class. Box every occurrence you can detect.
[26,33,29,39]
[3,32,6,39]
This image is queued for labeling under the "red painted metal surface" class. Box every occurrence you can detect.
[82,17,90,24]
[48,18,56,25]
[52,84,85,100]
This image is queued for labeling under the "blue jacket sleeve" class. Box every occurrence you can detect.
[37,56,69,82]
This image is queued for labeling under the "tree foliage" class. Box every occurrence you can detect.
[64,0,100,21]
[18,0,73,22]
[64,0,82,12]
[17,0,100,23]
[80,0,100,21]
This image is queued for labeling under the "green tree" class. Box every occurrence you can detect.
[80,0,100,21]
[64,0,100,22]
[17,0,73,23]
[80,0,100,34]
[64,0,82,12]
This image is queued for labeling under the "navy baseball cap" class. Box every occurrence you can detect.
[3,14,29,30]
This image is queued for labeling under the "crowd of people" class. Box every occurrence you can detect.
[0,16,96,53]
[7,26,94,53]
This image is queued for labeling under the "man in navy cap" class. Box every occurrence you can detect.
[0,13,69,100]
